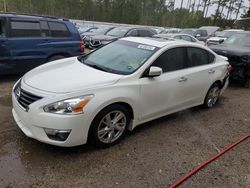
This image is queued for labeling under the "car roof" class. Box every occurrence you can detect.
[224,29,244,32]
[0,13,69,21]
[120,37,178,48]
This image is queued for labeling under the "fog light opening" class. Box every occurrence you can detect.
[44,128,71,142]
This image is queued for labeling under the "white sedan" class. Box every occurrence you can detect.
[12,37,230,147]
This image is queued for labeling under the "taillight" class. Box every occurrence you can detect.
[80,40,85,53]
[227,64,233,73]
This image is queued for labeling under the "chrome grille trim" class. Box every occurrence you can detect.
[14,83,43,111]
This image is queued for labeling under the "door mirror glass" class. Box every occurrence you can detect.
[146,66,162,77]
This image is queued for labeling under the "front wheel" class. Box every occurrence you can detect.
[89,105,130,148]
[204,83,221,108]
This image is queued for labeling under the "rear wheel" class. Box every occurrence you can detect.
[204,83,221,108]
[48,55,66,62]
[89,105,130,148]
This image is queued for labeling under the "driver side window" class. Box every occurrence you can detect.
[152,47,187,73]
[0,19,6,37]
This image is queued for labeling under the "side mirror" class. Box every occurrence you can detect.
[195,34,201,38]
[145,66,162,77]
[219,39,224,44]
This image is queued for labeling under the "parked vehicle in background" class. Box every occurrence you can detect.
[153,33,205,45]
[0,13,84,75]
[206,29,244,46]
[78,26,98,34]
[89,26,156,49]
[12,37,230,147]
[234,17,250,31]
[153,27,168,34]
[210,32,250,87]
[161,28,182,34]
[181,26,219,42]
[80,25,115,48]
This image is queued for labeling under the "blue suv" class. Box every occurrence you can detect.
[0,13,84,75]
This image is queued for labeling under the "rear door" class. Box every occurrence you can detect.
[8,19,47,73]
[0,17,12,74]
[183,47,218,104]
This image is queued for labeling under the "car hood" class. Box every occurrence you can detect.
[210,44,250,56]
[91,34,118,41]
[23,57,122,93]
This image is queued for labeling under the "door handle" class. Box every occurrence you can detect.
[208,69,215,74]
[179,77,188,82]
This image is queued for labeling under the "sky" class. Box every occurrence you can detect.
[173,0,249,19]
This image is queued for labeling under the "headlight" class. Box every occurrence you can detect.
[44,95,93,115]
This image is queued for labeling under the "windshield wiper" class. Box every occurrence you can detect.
[84,62,109,72]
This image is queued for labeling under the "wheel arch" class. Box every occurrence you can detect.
[87,100,135,144]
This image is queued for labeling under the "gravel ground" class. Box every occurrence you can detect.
[0,76,249,188]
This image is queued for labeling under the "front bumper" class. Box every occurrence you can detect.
[12,92,92,147]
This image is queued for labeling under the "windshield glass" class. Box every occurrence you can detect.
[106,27,130,37]
[218,31,235,38]
[224,33,250,47]
[180,29,195,36]
[79,40,159,75]
[91,26,112,34]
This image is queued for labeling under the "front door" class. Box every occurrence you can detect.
[139,47,190,122]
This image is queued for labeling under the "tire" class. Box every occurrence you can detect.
[48,55,66,62]
[244,79,250,88]
[88,104,130,148]
[204,83,221,108]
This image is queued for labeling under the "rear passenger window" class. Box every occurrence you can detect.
[208,52,215,63]
[152,48,187,72]
[187,47,211,67]
[40,21,50,37]
[48,22,70,37]
[139,30,153,37]
[10,21,41,37]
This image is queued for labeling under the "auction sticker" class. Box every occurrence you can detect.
[137,45,156,51]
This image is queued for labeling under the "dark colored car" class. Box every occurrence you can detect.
[89,26,157,49]
[210,32,250,87]
[181,27,219,42]
[80,25,115,48]
[0,13,84,75]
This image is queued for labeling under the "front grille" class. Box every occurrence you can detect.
[14,83,42,111]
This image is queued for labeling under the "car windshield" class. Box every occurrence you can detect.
[106,27,130,37]
[217,31,236,38]
[79,40,159,75]
[180,29,195,36]
[92,26,113,34]
[224,33,250,47]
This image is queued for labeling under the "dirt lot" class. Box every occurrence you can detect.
[0,76,249,188]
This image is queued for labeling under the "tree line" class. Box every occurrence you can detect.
[0,0,249,28]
